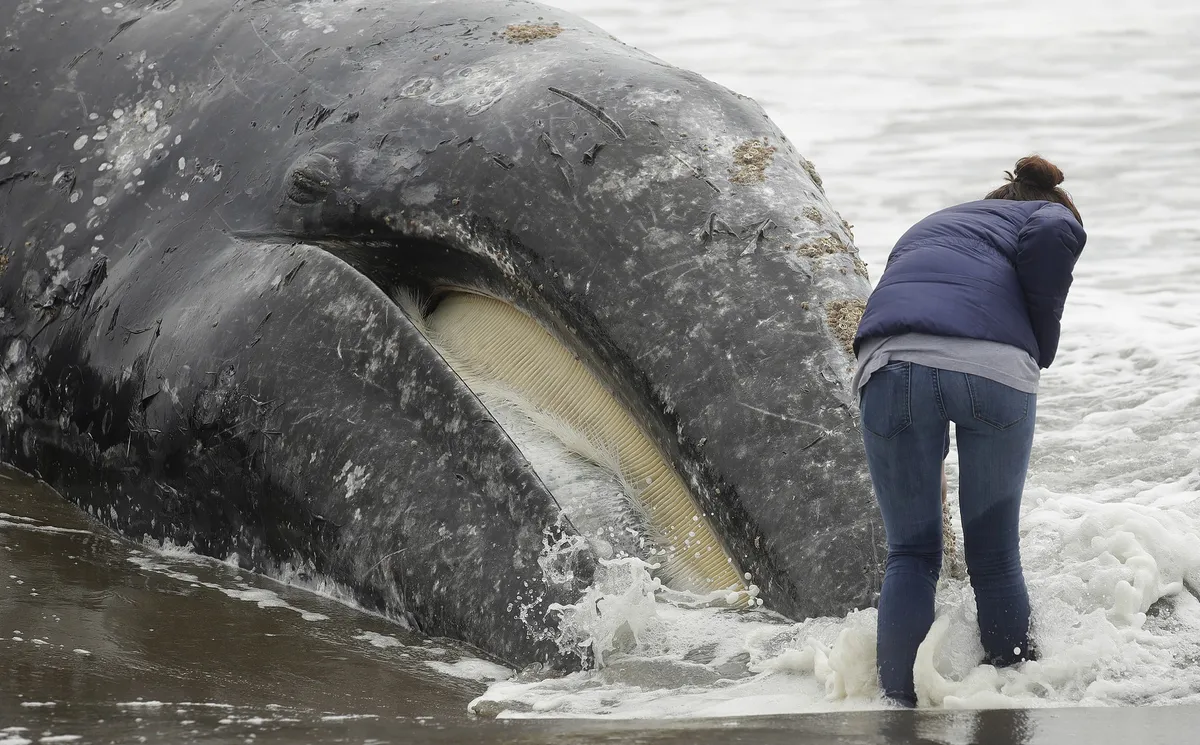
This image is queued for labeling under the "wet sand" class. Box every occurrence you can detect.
[0,468,486,733]
[3,468,1196,743]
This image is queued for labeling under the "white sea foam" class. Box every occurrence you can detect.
[319,714,377,721]
[128,550,329,622]
[467,0,1200,717]
[354,631,404,649]
[0,519,92,536]
[426,659,514,682]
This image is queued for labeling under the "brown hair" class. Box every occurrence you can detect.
[984,155,1082,225]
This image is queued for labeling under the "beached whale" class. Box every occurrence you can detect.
[0,0,883,667]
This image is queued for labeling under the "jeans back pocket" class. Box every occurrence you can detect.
[965,374,1031,430]
[860,361,912,439]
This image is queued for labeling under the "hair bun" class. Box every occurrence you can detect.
[1010,155,1065,190]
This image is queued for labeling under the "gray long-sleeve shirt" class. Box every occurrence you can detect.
[852,333,1040,395]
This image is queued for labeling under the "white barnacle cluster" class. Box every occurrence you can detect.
[100,96,174,179]
[337,460,370,500]
[0,339,34,429]
[57,61,210,231]
[409,61,513,118]
[0,133,17,166]
[301,9,337,35]
[60,100,170,238]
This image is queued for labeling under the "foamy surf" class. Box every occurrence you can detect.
[471,488,1200,717]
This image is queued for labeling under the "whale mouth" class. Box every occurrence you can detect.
[399,288,752,604]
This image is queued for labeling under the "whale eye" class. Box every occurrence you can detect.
[285,152,338,204]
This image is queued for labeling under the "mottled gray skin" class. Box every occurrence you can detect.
[0,0,884,668]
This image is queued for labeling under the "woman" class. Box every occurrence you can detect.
[852,155,1086,707]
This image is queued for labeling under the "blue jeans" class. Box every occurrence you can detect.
[859,361,1037,707]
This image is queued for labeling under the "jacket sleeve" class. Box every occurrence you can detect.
[1014,203,1087,368]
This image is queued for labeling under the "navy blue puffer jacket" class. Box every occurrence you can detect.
[853,199,1087,368]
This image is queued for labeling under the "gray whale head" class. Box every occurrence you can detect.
[0,0,884,668]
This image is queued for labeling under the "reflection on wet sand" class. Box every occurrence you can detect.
[0,468,492,725]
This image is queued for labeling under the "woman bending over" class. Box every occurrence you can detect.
[853,156,1086,707]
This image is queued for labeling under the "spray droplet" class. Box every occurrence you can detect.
[93,196,108,206]
[72,135,89,151]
